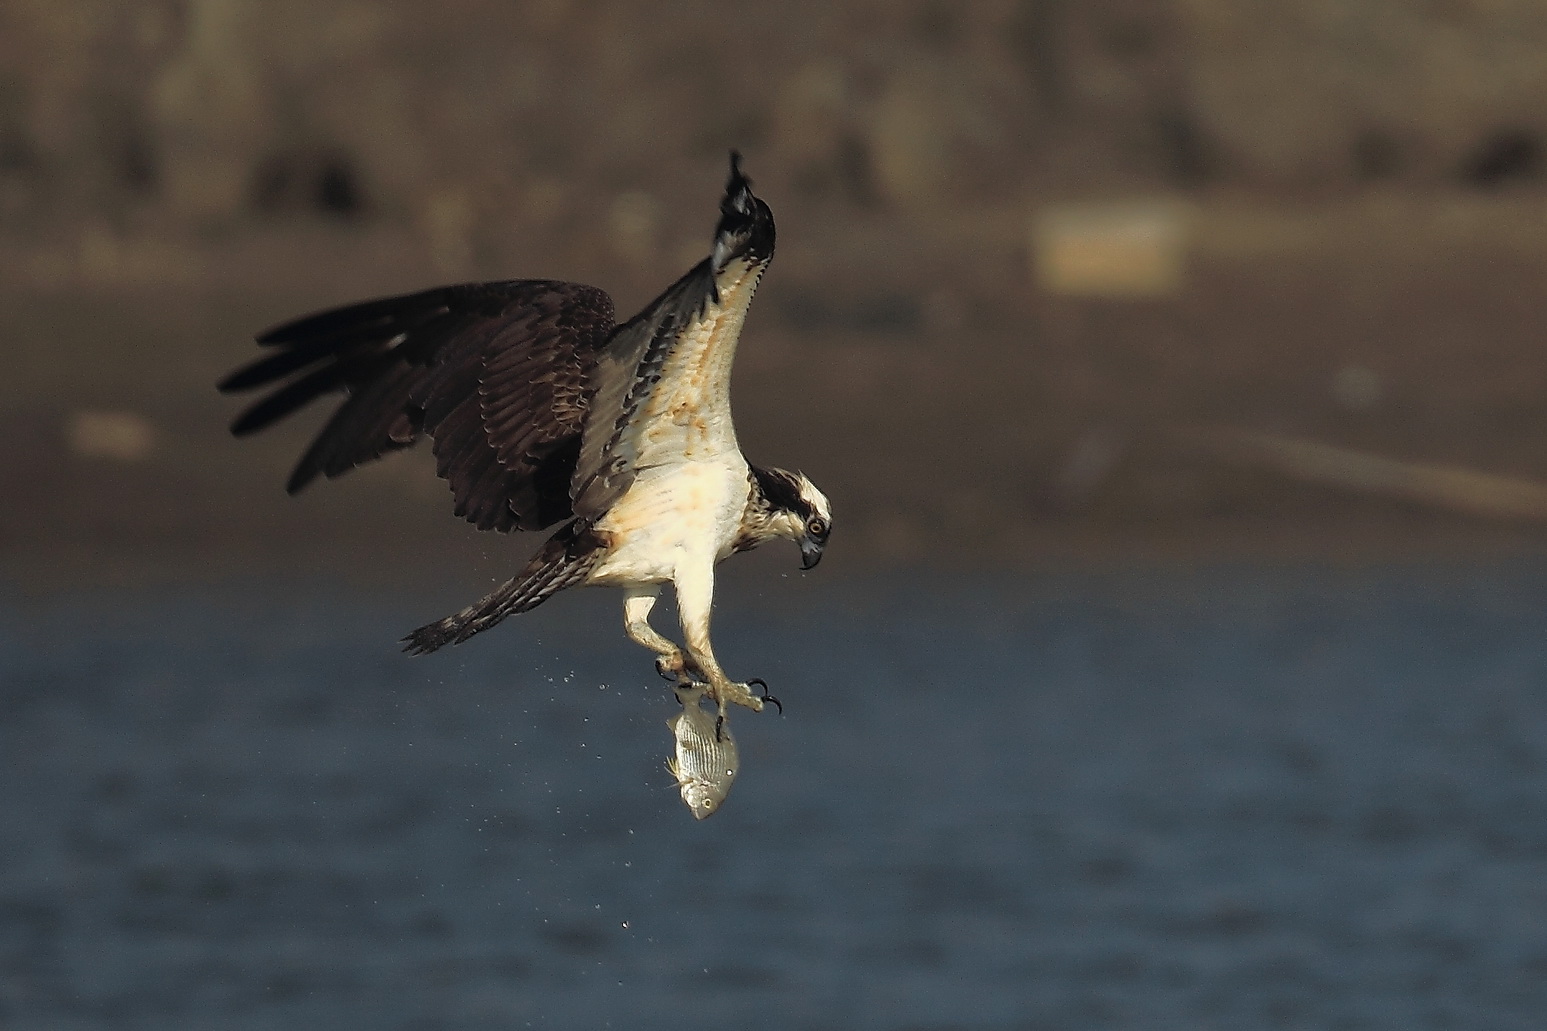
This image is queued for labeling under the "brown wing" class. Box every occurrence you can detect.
[220,279,616,532]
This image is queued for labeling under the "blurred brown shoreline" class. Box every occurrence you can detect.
[8,3,1547,588]
[11,190,1547,590]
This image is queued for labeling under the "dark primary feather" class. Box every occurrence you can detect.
[220,280,615,530]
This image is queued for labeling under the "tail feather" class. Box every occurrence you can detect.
[401,522,604,654]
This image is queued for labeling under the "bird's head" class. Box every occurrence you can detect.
[748,466,831,570]
[711,151,775,274]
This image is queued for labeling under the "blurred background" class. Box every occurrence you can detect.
[4,1,1547,1028]
[9,0,1547,579]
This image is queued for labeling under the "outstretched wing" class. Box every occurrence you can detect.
[569,262,717,519]
[569,154,776,520]
[220,280,615,532]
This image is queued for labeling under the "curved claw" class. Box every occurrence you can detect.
[747,677,782,714]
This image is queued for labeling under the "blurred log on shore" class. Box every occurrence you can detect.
[1171,427,1547,522]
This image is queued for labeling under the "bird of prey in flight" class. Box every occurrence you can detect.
[220,154,831,720]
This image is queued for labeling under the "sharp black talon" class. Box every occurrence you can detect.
[748,678,782,713]
[714,711,725,742]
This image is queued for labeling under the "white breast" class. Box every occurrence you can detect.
[588,457,751,585]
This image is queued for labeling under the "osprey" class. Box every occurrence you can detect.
[220,154,831,719]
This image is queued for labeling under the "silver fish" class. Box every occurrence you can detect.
[667,684,739,819]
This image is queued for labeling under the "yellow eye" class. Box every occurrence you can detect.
[807,518,827,537]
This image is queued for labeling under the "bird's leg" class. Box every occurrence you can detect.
[622,586,701,683]
[672,561,767,721]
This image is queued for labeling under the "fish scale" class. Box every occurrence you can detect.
[667,684,739,819]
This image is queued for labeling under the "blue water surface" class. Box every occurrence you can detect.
[2,563,1546,1030]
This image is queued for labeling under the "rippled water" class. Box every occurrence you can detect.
[3,564,1547,1029]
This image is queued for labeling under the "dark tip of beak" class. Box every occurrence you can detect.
[800,539,824,570]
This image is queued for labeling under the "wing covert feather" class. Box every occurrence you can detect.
[221,279,615,531]
[570,261,715,519]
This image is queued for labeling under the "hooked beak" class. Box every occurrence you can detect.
[800,534,825,570]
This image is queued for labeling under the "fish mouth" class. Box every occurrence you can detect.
[682,783,726,819]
